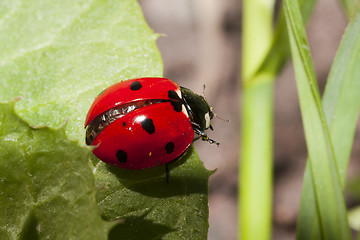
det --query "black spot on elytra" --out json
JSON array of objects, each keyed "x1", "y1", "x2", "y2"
[
  {"x1": 165, "y1": 142, "x2": 175, "y2": 154},
  {"x1": 122, "y1": 122, "x2": 126, "y2": 127},
  {"x1": 170, "y1": 101, "x2": 182, "y2": 112},
  {"x1": 130, "y1": 81, "x2": 142, "y2": 90},
  {"x1": 141, "y1": 118, "x2": 155, "y2": 134},
  {"x1": 116, "y1": 150, "x2": 127, "y2": 163},
  {"x1": 168, "y1": 90, "x2": 181, "y2": 100},
  {"x1": 168, "y1": 90, "x2": 182, "y2": 112}
]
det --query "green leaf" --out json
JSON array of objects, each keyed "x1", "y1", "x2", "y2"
[
  {"x1": 348, "y1": 206, "x2": 360, "y2": 231},
  {"x1": 258, "y1": 0, "x2": 317, "y2": 75},
  {"x1": 95, "y1": 145, "x2": 212, "y2": 240},
  {"x1": 283, "y1": 0, "x2": 352, "y2": 239},
  {"x1": 322, "y1": 9, "x2": 360, "y2": 189},
  {"x1": 347, "y1": 176, "x2": 360, "y2": 201},
  {"x1": 0, "y1": 101, "x2": 112, "y2": 239},
  {"x1": 0, "y1": 0, "x2": 212, "y2": 238},
  {"x1": 297, "y1": 7, "x2": 360, "y2": 239},
  {"x1": 0, "y1": 0, "x2": 162, "y2": 143},
  {"x1": 339, "y1": 0, "x2": 360, "y2": 19}
]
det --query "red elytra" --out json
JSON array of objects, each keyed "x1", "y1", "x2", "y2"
[
  {"x1": 84, "y1": 78, "x2": 182, "y2": 127},
  {"x1": 85, "y1": 78, "x2": 195, "y2": 169}
]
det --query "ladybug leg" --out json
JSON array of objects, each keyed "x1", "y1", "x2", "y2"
[
  {"x1": 165, "y1": 164, "x2": 170, "y2": 183},
  {"x1": 193, "y1": 126, "x2": 220, "y2": 146},
  {"x1": 164, "y1": 150, "x2": 188, "y2": 183},
  {"x1": 193, "y1": 136, "x2": 201, "y2": 142},
  {"x1": 202, "y1": 135, "x2": 220, "y2": 146}
]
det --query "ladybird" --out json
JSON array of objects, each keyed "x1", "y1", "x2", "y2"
[{"x1": 84, "y1": 77, "x2": 218, "y2": 171}]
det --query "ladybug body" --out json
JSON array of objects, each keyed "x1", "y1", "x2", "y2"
[{"x1": 85, "y1": 77, "x2": 217, "y2": 169}]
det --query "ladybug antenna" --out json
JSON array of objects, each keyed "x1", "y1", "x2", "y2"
[
  {"x1": 210, "y1": 107, "x2": 230, "y2": 123},
  {"x1": 203, "y1": 85, "x2": 229, "y2": 123},
  {"x1": 202, "y1": 84, "x2": 208, "y2": 101}
]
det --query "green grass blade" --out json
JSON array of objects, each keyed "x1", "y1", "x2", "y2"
[
  {"x1": 283, "y1": 0, "x2": 352, "y2": 239},
  {"x1": 339, "y1": 0, "x2": 360, "y2": 19},
  {"x1": 322, "y1": 10, "x2": 360, "y2": 187},
  {"x1": 297, "y1": 9, "x2": 360, "y2": 239},
  {"x1": 258, "y1": 0, "x2": 317, "y2": 74}
]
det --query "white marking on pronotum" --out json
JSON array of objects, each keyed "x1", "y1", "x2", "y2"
[
  {"x1": 182, "y1": 104, "x2": 189, "y2": 117},
  {"x1": 205, "y1": 112, "x2": 211, "y2": 129},
  {"x1": 176, "y1": 88, "x2": 182, "y2": 99}
]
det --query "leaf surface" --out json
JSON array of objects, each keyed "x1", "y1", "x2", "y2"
[
  {"x1": 0, "y1": 0, "x2": 212, "y2": 239},
  {"x1": 0, "y1": 0, "x2": 162, "y2": 143},
  {"x1": 0, "y1": 101, "x2": 111, "y2": 240},
  {"x1": 95, "y1": 146, "x2": 212, "y2": 240}
]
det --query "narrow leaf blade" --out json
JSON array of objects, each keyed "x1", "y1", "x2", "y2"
[
  {"x1": 297, "y1": 8, "x2": 360, "y2": 239},
  {"x1": 339, "y1": 0, "x2": 360, "y2": 19},
  {"x1": 258, "y1": 0, "x2": 317, "y2": 74},
  {"x1": 283, "y1": 0, "x2": 351, "y2": 239}
]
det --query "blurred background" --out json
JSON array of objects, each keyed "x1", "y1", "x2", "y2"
[{"x1": 138, "y1": 0, "x2": 359, "y2": 239}]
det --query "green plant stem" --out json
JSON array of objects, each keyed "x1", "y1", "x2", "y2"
[
  {"x1": 239, "y1": 1, "x2": 316, "y2": 239},
  {"x1": 239, "y1": 0, "x2": 275, "y2": 239},
  {"x1": 240, "y1": 76, "x2": 274, "y2": 240}
]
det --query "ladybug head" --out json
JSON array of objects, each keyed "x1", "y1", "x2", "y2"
[{"x1": 180, "y1": 87, "x2": 214, "y2": 131}]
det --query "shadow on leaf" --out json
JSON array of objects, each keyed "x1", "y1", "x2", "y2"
[
  {"x1": 104, "y1": 148, "x2": 208, "y2": 197},
  {"x1": 19, "y1": 213, "x2": 39, "y2": 240},
  {"x1": 108, "y1": 212, "x2": 174, "y2": 240},
  {"x1": 105, "y1": 149, "x2": 189, "y2": 181}
]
